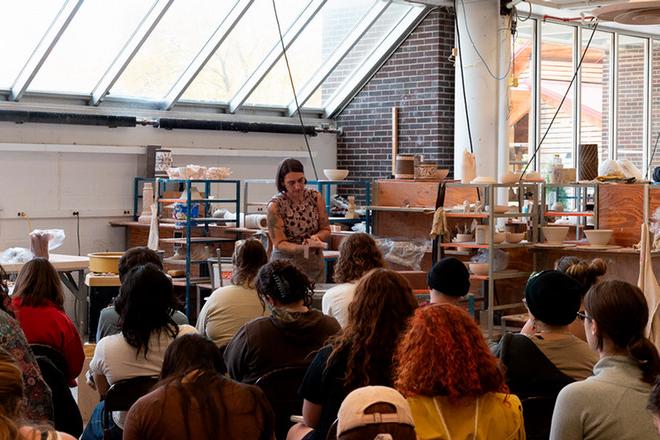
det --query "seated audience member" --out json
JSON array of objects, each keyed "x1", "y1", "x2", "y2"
[
  {"x1": 396, "y1": 304, "x2": 525, "y2": 440},
  {"x1": 322, "y1": 233, "x2": 385, "y2": 328},
  {"x1": 522, "y1": 257, "x2": 607, "y2": 341},
  {"x1": 197, "y1": 239, "x2": 269, "y2": 347},
  {"x1": 11, "y1": 258, "x2": 84, "y2": 387},
  {"x1": 123, "y1": 334, "x2": 274, "y2": 440},
  {"x1": 0, "y1": 265, "x2": 52, "y2": 423},
  {"x1": 96, "y1": 247, "x2": 188, "y2": 342},
  {"x1": 224, "y1": 260, "x2": 340, "y2": 384},
  {"x1": 289, "y1": 269, "x2": 417, "y2": 440},
  {"x1": 82, "y1": 263, "x2": 197, "y2": 440},
  {"x1": 427, "y1": 257, "x2": 471, "y2": 306},
  {"x1": 648, "y1": 377, "x2": 660, "y2": 434},
  {"x1": 550, "y1": 280, "x2": 660, "y2": 439},
  {"x1": 0, "y1": 347, "x2": 75, "y2": 440},
  {"x1": 498, "y1": 270, "x2": 597, "y2": 382},
  {"x1": 557, "y1": 256, "x2": 607, "y2": 341},
  {"x1": 336, "y1": 386, "x2": 416, "y2": 440}
]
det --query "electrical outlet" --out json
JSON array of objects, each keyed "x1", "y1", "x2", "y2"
[
  {"x1": 16, "y1": 211, "x2": 26, "y2": 217},
  {"x1": 72, "y1": 211, "x2": 80, "y2": 216}
]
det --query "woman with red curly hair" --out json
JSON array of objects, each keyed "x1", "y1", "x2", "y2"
[{"x1": 395, "y1": 304, "x2": 525, "y2": 439}]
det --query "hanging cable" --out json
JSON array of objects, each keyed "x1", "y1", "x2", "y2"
[
  {"x1": 458, "y1": 0, "x2": 513, "y2": 81},
  {"x1": 454, "y1": 0, "x2": 474, "y2": 155},
  {"x1": 271, "y1": 0, "x2": 318, "y2": 180},
  {"x1": 519, "y1": 19, "x2": 599, "y2": 180}
]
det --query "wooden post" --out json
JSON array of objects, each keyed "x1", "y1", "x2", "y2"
[{"x1": 391, "y1": 106, "x2": 399, "y2": 176}]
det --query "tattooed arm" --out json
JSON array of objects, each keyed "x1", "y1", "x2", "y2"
[
  {"x1": 267, "y1": 201, "x2": 303, "y2": 254},
  {"x1": 309, "y1": 191, "x2": 331, "y2": 243}
]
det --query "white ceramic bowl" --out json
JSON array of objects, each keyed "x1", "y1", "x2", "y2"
[
  {"x1": 492, "y1": 232, "x2": 506, "y2": 244},
  {"x1": 323, "y1": 169, "x2": 349, "y2": 180},
  {"x1": 542, "y1": 226, "x2": 569, "y2": 244},
  {"x1": 584, "y1": 229, "x2": 613, "y2": 246},
  {"x1": 505, "y1": 232, "x2": 526, "y2": 243},
  {"x1": 469, "y1": 263, "x2": 490, "y2": 276}
]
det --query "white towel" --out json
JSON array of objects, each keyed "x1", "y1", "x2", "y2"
[{"x1": 638, "y1": 223, "x2": 660, "y2": 349}]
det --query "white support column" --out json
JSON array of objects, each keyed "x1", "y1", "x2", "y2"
[{"x1": 454, "y1": 0, "x2": 510, "y2": 181}]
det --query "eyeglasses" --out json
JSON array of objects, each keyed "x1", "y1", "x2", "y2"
[{"x1": 576, "y1": 311, "x2": 591, "y2": 321}]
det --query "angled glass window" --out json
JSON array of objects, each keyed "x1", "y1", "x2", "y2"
[
  {"x1": 28, "y1": 0, "x2": 156, "y2": 94},
  {"x1": 0, "y1": 0, "x2": 66, "y2": 89},
  {"x1": 244, "y1": 0, "x2": 377, "y2": 107},
  {"x1": 109, "y1": 0, "x2": 238, "y2": 101},
  {"x1": 181, "y1": 0, "x2": 304, "y2": 103},
  {"x1": 539, "y1": 22, "x2": 575, "y2": 178},
  {"x1": 316, "y1": 2, "x2": 413, "y2": 109}
]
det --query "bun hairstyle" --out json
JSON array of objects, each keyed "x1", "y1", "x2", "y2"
[
  {"x1": 255, "y1": 260, "x2": 314, "y2": 306},
  {"x1": 585, "y1": 280, "x2": 660, "y2": 384},
  {"x1": 556, "y1": 256, "x2": 607, "y2": 293}
]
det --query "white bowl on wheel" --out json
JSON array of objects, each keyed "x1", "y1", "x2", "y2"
[
  {"x1": 542, "y1": 226, "x2": 569, "y2": 244},
  {"x1": 584, "y1": 229, "x2": 613, "y2": 246},
  {"x1": 323, "y1": 169, "x2": 349, "y2": 181}
]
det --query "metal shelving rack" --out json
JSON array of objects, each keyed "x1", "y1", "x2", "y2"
[
  {"x1": 134, "y1": 177, "x2": 241, "y2": 318},
  {"x1": 540, "y1": 183, "x2": 599, "y2": 240},
  {"x1": 440, "y1": 182, "x2": 540, "y2": 340},
  {"x1": 242, "y1": 179, "x2": 372, "y2": 232}
]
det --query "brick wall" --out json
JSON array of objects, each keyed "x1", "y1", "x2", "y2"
[
  {"x1": 616, "y1": 40, "x2": 645, "y2": 170},
  {"x1": 334, "y1": 7, "x2": 455, "y2": 200}
]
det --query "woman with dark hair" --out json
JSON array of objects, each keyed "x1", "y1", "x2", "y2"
[
  {"x1": 395, "y1": 304, "x2": 525, "y2": 439},
  {"x1": 267, "y1": 158, "x2": 331, "y2": 282},
  {"x1": 83, "y1": 263, "x2": 197, "y2": 440},
  {"x1": 123, "y1": 334, "x2": 275, "y2": 440},
  {"x1": 550, "y1": 280, "x2": 660, "y2": 439},
  {"x1": 322, "y1": 233, "x2": 384, "y2": 327},
  {"x1": 289, "y1": 268, "x2": 417, "y2": 440},
  {"x1": 0, "y1": 264, "x2": 52, "y2": 423},
  {"x1": 11, "y1": 258, "x2": 84, "y2": 386},
  {"x1": 522, "y1": 257, "x2": 608, "y2": 341},
  {"x1": 0, "y1": 347, "x2": 74, "y2": 440},
  {"x1": 197, "y1": 239, "x2": 270, "y2": 347},
  {"x1": 223, "y1": 260, "x2": 340, "y2": 384}
]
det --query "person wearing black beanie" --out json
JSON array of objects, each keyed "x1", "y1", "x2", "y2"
[{"x1": 427, "y1": 257, "x2": 470, "y2": 306}]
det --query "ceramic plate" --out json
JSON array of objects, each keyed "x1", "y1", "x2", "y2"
[
  {"x1": 534, "y1": 243, "x2": 577, "y2": 248},
  {"x1": 576, "y1": 244, "x2": 621, "y2": 250}
]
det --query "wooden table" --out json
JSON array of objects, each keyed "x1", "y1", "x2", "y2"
[{"x1": 4, "y1": 254, "x2": 89, "y2": 335}]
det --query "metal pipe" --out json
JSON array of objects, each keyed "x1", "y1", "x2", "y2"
[
  {"x1": 0, "y1": 109, "x2": 136, "y2": 127},
  {"x1": 157, "y1": 118, "x2": 318, "y2": 136}
]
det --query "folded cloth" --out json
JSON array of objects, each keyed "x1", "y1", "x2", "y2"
[{"x1": 429, "y1": 207, "x2": 448, "y2": 240}]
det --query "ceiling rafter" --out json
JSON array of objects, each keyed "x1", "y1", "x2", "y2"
[
  {"x1": 227, "y1": 0, "x2": 327, "y2": 114},
  {"x1": 90, "y1": 0, "x2": 174, "y2": 106},
  {"x1": 286, "y1": 0, "x2": 392, "y2": 116},
  {"x1": 161, "y1": 0, "x2": 254, "y2": 111},
  {"x1": 10, "y1": 0, "x2": 83, "y2": 101}
]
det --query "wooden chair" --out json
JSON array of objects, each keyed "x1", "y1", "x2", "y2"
[
  {"x1": 102, "y1": 376, "x2": 158, "y2": 440},
  {"x1": 255, "y1": 366, "x2": 309, "y2": 440}
]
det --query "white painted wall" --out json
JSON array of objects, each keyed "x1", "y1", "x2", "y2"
[{"x1": 0, "y1": 120, "x2": 336, "y2": 255}]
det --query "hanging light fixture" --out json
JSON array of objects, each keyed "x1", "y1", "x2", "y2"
[{"x1": 593, "y1": 0, "x2": 660, "y2": 25}]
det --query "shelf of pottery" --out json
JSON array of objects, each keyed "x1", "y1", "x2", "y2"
[
  {"x1": 539, "y1": 183, "x2": 603, "y2": 248},
  {"x1": 134, "y1": 177, "x2": 241, "y2": 317},
  {"x1": 438, "y1": 182, "x2": 540, "y2": 339}
]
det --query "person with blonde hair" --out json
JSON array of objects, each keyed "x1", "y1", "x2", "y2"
[
  {"x1": 322, "y1": 233, "x2": 385, "y2": 327},
  {"x1": 395, "y1": 304, "x2": 525, "y2": 439},
  {"x1": 0, "y1": 347, "x2": 75, "y2": 440},
  {"x1": 197, "y1": 239, "x2": 270, "y2": 347}
]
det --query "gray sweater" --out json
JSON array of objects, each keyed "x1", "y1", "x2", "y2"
[{"x1": 550, "y1": 355, "x2": 656, "y2": 440}]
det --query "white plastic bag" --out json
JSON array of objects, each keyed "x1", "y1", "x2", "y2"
[
  {"x1": 30, "y1": 229, "x2": 65, "y2": 251},
  {"x1": 0, "y1": 247, "x2": 34, "y2": 264}
]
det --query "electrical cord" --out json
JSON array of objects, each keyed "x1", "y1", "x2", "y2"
[
  {"x1": 519, "y1": 19, "x2": 599, "y2": 180},
  {"x1": 515, "y1": 1, "x2": 532, "y2": 22},
  {"x1": 271, "y1": 0, "x2": 319, "y2": 180},
  {"x1": 75, "y1": 212, "x2": 81, "y2": 256},
  {"x1": 458, "y1": 0, "x2": 513, "y2": 81}
]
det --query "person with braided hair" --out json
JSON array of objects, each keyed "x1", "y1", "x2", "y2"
[
  {"x1": 550, "y1": 280, "x2": 660, "y2": 439},
  {"x1": 223, "y1": 260, "x2": 340, "y2": 384}
]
